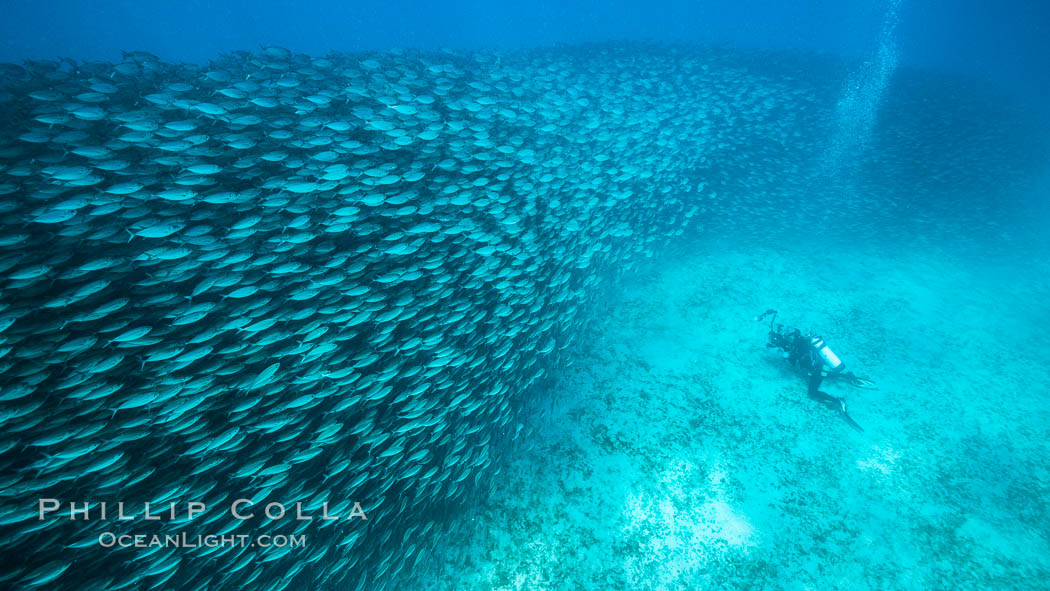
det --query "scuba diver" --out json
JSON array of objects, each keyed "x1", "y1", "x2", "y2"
[{"x1": 756, "y1": 309, "x2": 875, "y2": 431}]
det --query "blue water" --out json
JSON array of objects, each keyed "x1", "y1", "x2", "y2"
[
  {"x1": 2, "y1": 0, "x2": 1049, "y2": 101},
  {"x1": 1, "y1": 2, "x2": 1049, "y2": 590}
]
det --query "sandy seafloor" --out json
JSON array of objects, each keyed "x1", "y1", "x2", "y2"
[{"x1": 428, "y1": 233, "x2": 1050, "y2": 591}]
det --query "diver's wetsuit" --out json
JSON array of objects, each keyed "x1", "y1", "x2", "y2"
[
  {"x1": 760, "y1": 310, "x2": 869, "y2": 431},
  {"x1": 778, "y1": 328, "x2": 865, "y2": 412}
]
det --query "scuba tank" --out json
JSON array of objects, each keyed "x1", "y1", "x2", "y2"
[{"x1": 809, "y1": 335, "x2": 844, "y2": 372}]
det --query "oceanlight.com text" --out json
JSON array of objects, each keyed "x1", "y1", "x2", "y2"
[{"x1": 97, "y1": 532, "x2": 307, "y2": 549}]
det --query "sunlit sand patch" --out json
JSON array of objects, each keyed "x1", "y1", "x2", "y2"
[
  {"x1": 621, "y1": 459, "x2": 757, "y2": 589},
  {"x1": 856, "y1": 445, "x2": 900, "y2": 476}
]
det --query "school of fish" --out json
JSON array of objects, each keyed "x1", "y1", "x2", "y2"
[{"x1": 0, "y1": 43, "x2": 1034, "y2": 590}]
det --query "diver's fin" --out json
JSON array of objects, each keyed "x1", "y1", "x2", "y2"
[
  {"x1": 837, "y1": 399, "x2": 864, "y2": 431},
  {"x1": 849, "y1": 376, "x2": 877, "y2": 390},
  {"x1": 840, "y1": 408, "x2": 864, "y2": 432}
]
